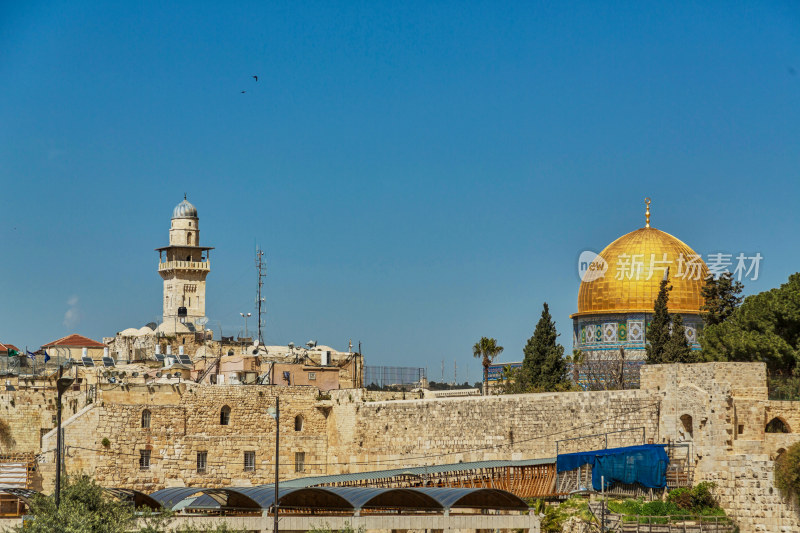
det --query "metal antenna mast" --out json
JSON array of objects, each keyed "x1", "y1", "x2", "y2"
[{"x1": 255, "y1": 247, "x2": 266, "y2": 344}]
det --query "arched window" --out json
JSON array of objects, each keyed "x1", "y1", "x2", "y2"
[
  {"x1": 766, "y1": 417, "x2": 790, "y2": 434},
  {"x1": 187, "y1": 232, "x2": 193, "y2": 245},
  {"x1": 220, "y1": 405, "x2": 231, "y2": 426},
  {"x1": 295, "y1": 415, "x2": 304, "y2": 432},
  {"x1": 141, "y1": 409, "x2": 151, "y2": 429},
  {"x1": 680, "y1": 414, "x2": 693, "y2": 439}
]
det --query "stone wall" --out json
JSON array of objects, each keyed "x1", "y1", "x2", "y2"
[
  {"x1": 700, "y1": 454, "x2": 800, "y2": 533},
  {"x1": 326, "y1": 388, "x2": 660, "y2": 471},
  {"x1": 42, "y1": 384, "x2": 330, "y2": 493}
]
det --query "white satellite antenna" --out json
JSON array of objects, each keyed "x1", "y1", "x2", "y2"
[{"x1": 196, "y1": 317, "x2": 209, "y2": 330}]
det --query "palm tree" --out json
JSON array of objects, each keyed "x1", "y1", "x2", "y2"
[{"x1": 473, "y1": 337, "x2": 504, "y2": 395}]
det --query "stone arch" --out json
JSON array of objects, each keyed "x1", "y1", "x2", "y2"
[
  {"x1": 679, "y1": 414, "x2": 694, "y2": 440},
  {"x1": 766, "y1": 417, "x2": 790, "y2": 434},
  {"x1": 220, "y1": 405, "x2": 231, "y2": 426},
  {"x1": 294, "y1": 415, "x2": 304, "y2": 432}
]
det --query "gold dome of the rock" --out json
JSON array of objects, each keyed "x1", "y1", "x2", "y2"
[{"x1": 573, "y1": 226, "x2": 707, "y2": 317}]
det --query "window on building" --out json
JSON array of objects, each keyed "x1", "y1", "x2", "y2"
[
  {"x1": 679, "y1": 414, "x2": 693, "y2": 439},
  {"x1": 139, "y1": 449, "x2": 151, "y2": 470},
  {"x1": 197, "y1": 451, "x2": 207, "y2": 473},
  {"x1": 295, "y1": 452, "x2": 305, "y2": 473},
  {"x1": 220, "y1": 406, "x2": 231, "y2": 425},
  {"x1": 141, "y1": 409, "x2": 151, "y2": 429},
  {"x1": 187, "y1": 232, "x2": 193, "y2": 245},
  {"x1": 308, "y1": 372, "x2": 316, "y2": 381},
  {"x1": 295, "y1": 415, "x2": 304, "y2": 432},
  {"x1": 244, "y1": 451, "x2": 255, "y2": 472}
]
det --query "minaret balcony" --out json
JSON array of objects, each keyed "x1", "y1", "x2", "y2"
[{"x1": 158, "y1": 260, "x2": 210, "y2": 272}]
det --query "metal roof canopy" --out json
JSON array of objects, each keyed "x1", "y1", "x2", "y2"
[
  {"x1": 175, "y1": 486, "x2": 528, "y2": 513},
  {"x1": 105, "y1": 488, "x2": 162, "y2": 510},
  {"x1": 0, "y1": 488, "x2": 40, "y2": 507},
  {"x1": 279, "y1": 457, "x2": 555, "y2": 488}
]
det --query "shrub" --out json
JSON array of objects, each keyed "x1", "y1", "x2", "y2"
[
  {"x1": 101, "y1": 437, "x2": 110, "y2": 448},
  {"x1": 775, "y1": 442, "x2": 800, "y2": 503}
]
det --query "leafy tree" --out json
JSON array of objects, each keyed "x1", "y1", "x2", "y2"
[
  {"x1": 473, "y1": 337, "x2": 503, "y2": 395},
  {"x1": 517, "y1": 303, "x2": 568, "y2": 391},
  {"x1": 17, "y1": 474, "x2": 132, "y2": 533},
  {"x1": 16, "y1": 475, "x2": 244, "y2": 533},
  {"x1": 775, "y1": 442, "x2": 800, "y2": 504},
  {"x1": 700, "y1": 272, "x2": 744, "y2": 327},
  {"x1": 663, "y1": 314, "x2": 697, "y2": 363},
  {"x1": 646, "y1": 278, "x2": 672, "y2": 364},
  {"x1": 701, "y1": 272, "x2": 800, "y2": 373}
]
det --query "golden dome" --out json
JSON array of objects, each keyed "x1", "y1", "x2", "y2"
[{"x1": 573, "y1": 226, "x2": 707, "y2": 317}]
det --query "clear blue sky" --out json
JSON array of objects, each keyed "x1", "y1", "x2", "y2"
[{"x1": 2, "y1": 1, "x2": 799, "y2": 381}]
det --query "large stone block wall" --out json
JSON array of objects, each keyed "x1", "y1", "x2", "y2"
[
  {"x1": 0, "y1": 388, "x2": 86, "y2": 455},
  {"x1": 42, "y1": 384, "x2": 330, "y2": 492},
  {"x1": 699, "y1": 454, "x2": 800, "y2": 533},
  {"x1": 326, "y1": 388, "x2": 660, "y2": 472}
]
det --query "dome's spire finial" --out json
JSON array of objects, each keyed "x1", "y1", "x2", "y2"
[
  {"x1": 645, "y1": 197, "x2": 651, "y2": 228},
  {"x1": 184, "y1": 193, "x2": 187, "y2": 200}
]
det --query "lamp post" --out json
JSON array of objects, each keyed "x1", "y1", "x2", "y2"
[
  {"x1": 267, "y1": 398, "x2": 280, "y2": 533},
  {"x1": 54, "y1": 365, "x2": 75, "y2": 509},
  {"x1": 240, "y1": 312, "x2": 251, "y2": 339}
]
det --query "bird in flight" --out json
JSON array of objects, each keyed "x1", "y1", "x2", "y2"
[
  {"x1": 253, "y1": 75, "x2": 258, "y2": 82},
  {"x1": 241, "y1": 90, "x2": 246, "y2": 94}
]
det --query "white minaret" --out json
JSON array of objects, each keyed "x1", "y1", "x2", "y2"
[{"x1": 156, "y1": 196, "x2": 213, "y2": 330}]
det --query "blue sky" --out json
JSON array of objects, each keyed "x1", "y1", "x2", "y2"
[{"x1": 2, "y1": 1, "x2": 799, "y2": 381}]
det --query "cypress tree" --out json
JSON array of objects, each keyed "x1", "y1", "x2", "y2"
[
  {"x1": 521, "y1": 303, "x2": 567, "y2": 390},
  {"x1": 646, "y1": 277, "x2": 672, "y2": 364},
  {"x1": 663, "y1": 314, "x2": 697, "y2": 363}
]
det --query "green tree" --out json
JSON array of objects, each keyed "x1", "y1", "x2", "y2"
[
  {"x1": 775, "y1": 442, "x2": 800, "y2": 504},
  {"x1": 473, "y1": 337, "x2": 504, "y2": 395},
  {"x1": 16, "y1": 475, "x2": 244, "y2": 533},
  {"x1": 518, "y1": 303, "x2": 568, "y2": 391},
  {"x1": 700, "y1": 272, "x2": 744, "y2": 327},
  {"x1": 646, "y1": 278, "x2": 672, "y2": 364},
  {"x1": 701, "y1": 272, "x2": 800, "y2": 373},
  {"x1": 662, "y1": 314, "x2": 697, "y2": 363}
]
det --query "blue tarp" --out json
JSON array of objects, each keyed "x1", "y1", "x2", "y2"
[{"x1": 557, "y1": 444, "x2": 669, "y2": 490}]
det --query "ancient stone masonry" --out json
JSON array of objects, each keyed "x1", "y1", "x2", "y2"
[
  {"x1": 42, "y1": 385, "x2": 329, "y2": 493},
  {"x1": 10, "y1": 362, "x2": 800, "y2": 532},
  {"x1": 326, "y1": 388, "x2": 660, "y2": 471}
]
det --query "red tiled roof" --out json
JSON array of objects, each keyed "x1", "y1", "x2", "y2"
[
  {"x1": 3, "y1": 344, "x2": 20, "y2": 353},
  {"x1": 0, "y1": 342, "x2": 6, "y2": 353},
  {"x1": 42, "y1": 334, "x2": 107, "y2": 348}
]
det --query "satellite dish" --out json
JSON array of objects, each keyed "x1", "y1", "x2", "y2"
[
  {"x1": 288, "y1": 342, "x2": 295, "y2": 349},
  {"x1": 145, "y1": 322, "x2": 158, "y2": 330},
  {"x1": 156, "y1": 371, "x2": 162, "y2": 378},
  {"x1": 306, "y1": 340, "x2": 315, "y2": 348},
  {"x1": 132, "y1": 372, "x2": 139, "y2": 378},
  {"x1": 253, "y1": 339, "x2": 259, "y2": 347},
  {"x1": 227, "y1": 349, "x2": 234, "y2": 356},
  {"x1": 252, "y1": 348, "x2": 259, "y2": 355},
  {"x1": 196, "y1": 317, "x2": 209, "y2": 326}
]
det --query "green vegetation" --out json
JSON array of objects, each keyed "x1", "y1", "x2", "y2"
[
  {"x1": 15, "y1": 475, "x2": 244, "y2": 533},
  {"x1": 473, "y1": 336, "x2": 504, "y2": 395},
  {"x1": 608, "y1": 483, "x2": 725, "y2": 523},
  {"x1": 701, "y1": 272, "x2": 744, "y2": 327},
  {"x1": 525, "y1": 497, "x2": 591, "y2": 533},
  {"x1": 701, "y1": 272, "x2": 800, "y2": 374},
  {"x1": 663, "y1": 314, "x2": 698, "y2": 363},
  {"x1": 646, "y1": 277, "x2": 672, "y2": 364},
  {"x1": 501, "y1": 303, "x2": 569, "y2": 394},
  {"x1": 775, "y1": 442, "x2": 800, "y2": 504}
]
